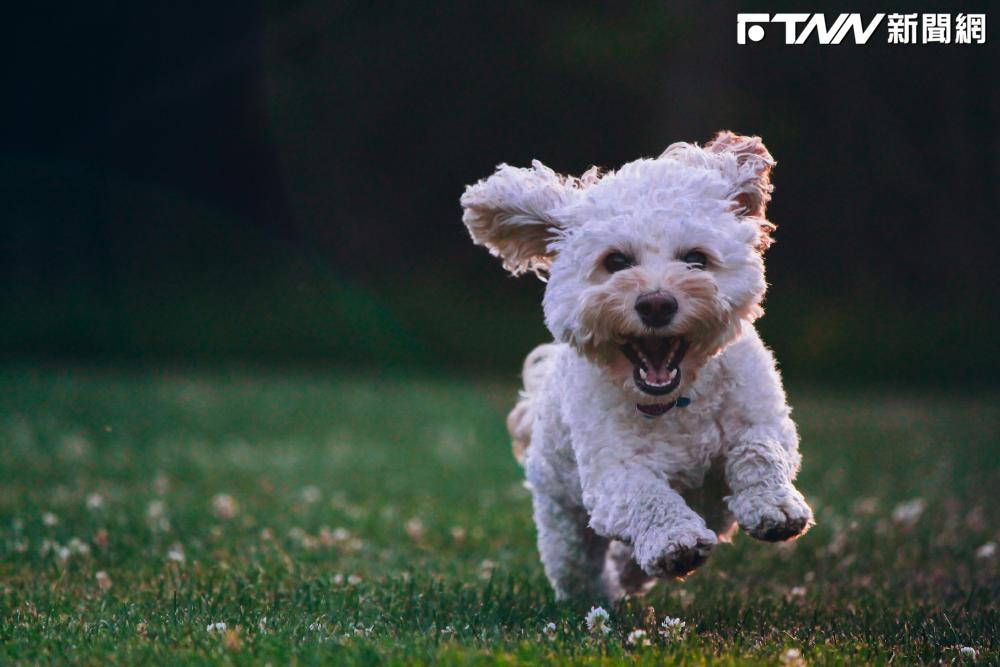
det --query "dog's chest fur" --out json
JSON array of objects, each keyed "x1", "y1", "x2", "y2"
[{"x1": 537, "y1": 339, "x2": 743, "y2": 502}]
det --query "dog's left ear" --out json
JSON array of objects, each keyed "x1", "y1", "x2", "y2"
[
  {"x1": 461, "y1": 160, "x2": 576, "y2": 277},
  {"x1": 704, "y1": 131, "x2": 776, "y2": 250}
]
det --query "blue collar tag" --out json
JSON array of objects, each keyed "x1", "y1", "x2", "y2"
[{"x1": 675, "y1": 396, "x2": 691, "y2": 408}]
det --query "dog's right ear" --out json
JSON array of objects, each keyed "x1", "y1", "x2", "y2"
[
  {"x1": 703, "y1": 131, "x2": 775, "y2": 220},
  {"x1": 461, "y1": 160, "x2": 575, "y2": 277}
]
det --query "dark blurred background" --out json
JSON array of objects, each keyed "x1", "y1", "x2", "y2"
[{"x1": 2, "y1": 2, "x2": 996, "y2": 384}]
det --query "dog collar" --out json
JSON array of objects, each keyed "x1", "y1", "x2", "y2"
[{"x1": 636, "y1": 396, "x2": 691, "y2": 418}]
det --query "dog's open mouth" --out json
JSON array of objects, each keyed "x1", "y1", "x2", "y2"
[{"x1": 620, "y1": 336, "x2": 689, "y2": 398}]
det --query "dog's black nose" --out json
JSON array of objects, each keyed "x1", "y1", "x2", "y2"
[{"x1": 635, "y1": 292, "x2": 677, "y2": 327}]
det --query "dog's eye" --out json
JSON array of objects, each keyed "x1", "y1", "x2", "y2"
[
  {"x1": 681, "y1": 250, "x2": 708, "y2": 269},
  {"x1": 602, "y1": 252, "x2": 633, "y2": 273}
]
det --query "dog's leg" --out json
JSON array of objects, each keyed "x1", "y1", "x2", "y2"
[
  {"x1": 578, "y1": 459, "x2": 718, "y2": 580},
  {"x1": 532, "y1": 493, "x2": 609, "y2": 601},
  {"x1": 714, "y1": 331, "x2": 813, "y2": 541},
  {"x1": 724, "y1": 438, "x2": 814, "y2": 541},
  {"x1": 602, "y1": 541, "x2": 655, "y2": 600}
]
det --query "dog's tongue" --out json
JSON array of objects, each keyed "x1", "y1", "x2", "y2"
[{"x1": 639, "y1": 336, "x2": 675, "y2": 384}]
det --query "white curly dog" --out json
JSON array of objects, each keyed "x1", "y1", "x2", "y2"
[{"x1": 461, "y1": 131, "x2": 814, "y2": 601}]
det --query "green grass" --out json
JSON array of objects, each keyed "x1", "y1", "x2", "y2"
[{"x1": 0, "y1": 368, "x2": 997, "y2": 665}]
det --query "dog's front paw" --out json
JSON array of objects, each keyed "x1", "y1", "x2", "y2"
[
  {"x1": 730, "y1": 484, "x2": 814, "y2": 542},
  {"x1": 636, "y1": 524, "x2": 718, "y2": 578}
]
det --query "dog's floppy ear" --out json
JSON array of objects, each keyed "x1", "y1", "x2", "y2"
[
  {"x1": 704, "y1": 131, "x2": 775, "y2": 218},
  {"x1": 461, "y1": 160, "x2": 575, "y2": 277},
  {"x1": 704, "y1": 131, "x2": 776, "y2": 249}
]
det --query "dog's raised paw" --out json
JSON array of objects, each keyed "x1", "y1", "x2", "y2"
[
  {"x1": 731, "y1": 484, "x2": 814, "y2": 542},
  {"x1": 751, "y1": 514, "x2": 811, "y2": 542},
  {"x1": 639, "y1": 527, "x2": 717, "y2": 578},
  {"x1": 657, "y1": 543, "x2": 711, "y2": 577}
]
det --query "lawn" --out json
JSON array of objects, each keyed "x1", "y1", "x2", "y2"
[{"x1": 0, "y1": 367, "x2": 996, "y2": 664}]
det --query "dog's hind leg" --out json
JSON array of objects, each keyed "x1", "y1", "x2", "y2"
[
  {"x1": 602, "y1": 541, "x2": 656, "y2": 600},
  {"x1": 532, "y1": 493, "x2": 609, "y2": 601},
  {"x1": 507, "y1": 343, "x2": 560, "y2": 464}
]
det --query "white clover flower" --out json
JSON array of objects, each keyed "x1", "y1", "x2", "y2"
[
  {"x1": 891, "y1": 498, "x2": 926, "y2": 526},
  {"x1": 542, "y1": 622, "x2": 557, "y2": 639},
  {"x1": 405, "y1": 518, "x2": 425, "y2": 541},
  {"x1": 42, "y1": 512, "x2": 59, "y2": 527},
  {"x1": 975, "y1": 542, "x2": 996, "y2": 560},
  {"x1": 207, "y1": 622, "x2": 227, "y2": 633},
  {"x1": 167, "y1": 543, "x2": 186, "y2": 564},
  {"x1": 479, "y1": 559, "x2": 497, "y2": 580},
  {"x1": 67, "y1": 537, "x2": 91, "y2": 556},
  {"x1": 299, "y1": 533, "x2": 320, "y2": 551},
  {"x1": 146, "y1": 500, "x2": 165, "y2": 519},
  {"x1": 146, "y1": 501, "x2": 171, "y2": 532},
  {"x1": 95, "y1": 570, "x2": 112, "y2": 591},
  {"x1": 347, "y1": 574, "x2": 362, "y2": 586},
  {"x1": 627, "y1": 629, "x2": 650, "y2": 646},
  {"x1": 301, "y1": 486, "x2": 321, "y2": 504},
  {"x1": 86, "y1": 493, "x2": 105, "y2": 511},
  {"x1": 658, "y1": 616, "x2": 686, "y2": 641},
  {"x1": 789, "y1": 585, "x2": 807, "y2": 598},
  {"x1": 585, "y1": 606, "x2": 611, "y2": 635},
  {"x1": 780, "y1": 647, "x2": 805, "y2": 665},
  {"x1": 959, "y1": 646, "x2": 977, "y2": 659},
  {"x1": 211, "y1": 494, "x2": 238, "y2": 520}
]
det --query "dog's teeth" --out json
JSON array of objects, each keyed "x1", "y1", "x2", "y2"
[{"x1": 638, "y1": 368, "x2": 647, "y2": 380}]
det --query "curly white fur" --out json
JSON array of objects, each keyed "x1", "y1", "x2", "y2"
[{"x1": 461, "y1": 131, "x2": 813, "y2": 601}]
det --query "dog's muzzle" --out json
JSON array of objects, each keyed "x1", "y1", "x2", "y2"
[{"x1": 621, "y1": 336, "x2": 689, "y2": 415}]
